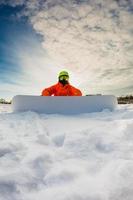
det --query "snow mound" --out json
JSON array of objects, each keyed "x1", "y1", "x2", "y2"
[{"x1": 0, "y1": 104, "x2": 133, "y2": 200}]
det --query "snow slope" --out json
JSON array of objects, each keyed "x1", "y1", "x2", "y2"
[{"x1": 0, "y1": 104, "x2": 133, "y2": 200}]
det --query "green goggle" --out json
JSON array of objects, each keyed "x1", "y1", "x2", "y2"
[{"x1": 59, "y1": 75, "x2": 69, "y2": 81}]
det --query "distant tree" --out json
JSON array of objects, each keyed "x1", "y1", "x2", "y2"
[
  {"x1": 0, "y1": 98, "x2": 6, "y2": 104},
  {"x1": 0, "y1": 98, "x2": 11, "y2": 104},
  {"x1": 117, "y1": 95, "x2": 133, "y2": 104}
]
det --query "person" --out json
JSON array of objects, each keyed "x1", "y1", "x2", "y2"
[{"x1": 41, "y1": 71, "x2": 82, "y2": 96}]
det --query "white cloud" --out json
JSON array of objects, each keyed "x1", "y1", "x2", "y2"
[
  {"x1": 24, "y1": 0, "x2": 133, "y2": 94},
  {"x1": 1, "y1": 0, "x2": 133, "y2": 96}
]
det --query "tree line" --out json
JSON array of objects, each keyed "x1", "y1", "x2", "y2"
[
  {"x1": 117, "y1": 95, "x2": 133, "y2": 104},
  {"x1": 0, "y1": 98, "x2": 11, "y2": 104}
]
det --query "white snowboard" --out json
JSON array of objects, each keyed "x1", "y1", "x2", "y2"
[{"x1": 12, "y1": 95, "x2": 117, "y2": 114}]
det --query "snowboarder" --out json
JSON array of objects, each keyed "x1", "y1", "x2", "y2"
[{"x1": 41, "y1": 71, "x2": 82, "y2": 96}]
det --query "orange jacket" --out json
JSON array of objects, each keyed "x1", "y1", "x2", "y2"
[{"x1": 42, "y1": 82, "x2": 82, "y2": 96}]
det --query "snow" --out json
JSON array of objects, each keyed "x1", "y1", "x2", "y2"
[{"x1": 0, "y1": 104, "x2": 133, "y2": 200}]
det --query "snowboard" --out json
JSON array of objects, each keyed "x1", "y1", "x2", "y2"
[{"x1": 12, "y1": 95, "x2": 117, "y2": 114}]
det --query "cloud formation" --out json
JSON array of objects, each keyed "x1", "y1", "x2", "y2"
[
  {"x1": 0, "y1": 0, "x2": 25, "y2": 7},
  {"x1": 1, "y1": 0, "x2": 133, "y2": 95}
]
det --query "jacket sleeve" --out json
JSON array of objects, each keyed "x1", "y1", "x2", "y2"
[
  {"x1": 71, "y1": 86, "x2": 82, "y2": 96},
  {"x1": 41, "y1": 85, "x2": 56, "y2": 96}
]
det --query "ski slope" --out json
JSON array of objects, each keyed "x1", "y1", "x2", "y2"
[{"x1": 0, "y1": 104, "x2": 133, "y2": 200}]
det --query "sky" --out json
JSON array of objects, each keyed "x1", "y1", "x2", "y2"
[{"x1": 0, "y1": 0, "x2": 133, "y2": 99}]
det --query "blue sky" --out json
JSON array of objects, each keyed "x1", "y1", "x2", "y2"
[
  {"x1": 0, "y1": 0, "x2": 133, "y2": 99},
  {"x1": 0, "y1": 4, "x2": 47, "y2": 99}
]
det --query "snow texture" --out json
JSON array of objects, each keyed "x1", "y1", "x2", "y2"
[{"x1": 0, "y1": 104, "x2": 133, "y2": 200}]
